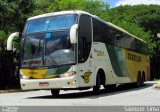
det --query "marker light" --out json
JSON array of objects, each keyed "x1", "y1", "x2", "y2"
[
  {"x1": 60, "y1": 71, "x2": 76, "y2": 78},
  {"x1": 21, "y1": 75, "x2": 30, "y2": 79}
]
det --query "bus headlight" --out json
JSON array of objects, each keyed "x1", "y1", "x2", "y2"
[
  {"x1": 20, "y1": 70, "x2": 30, "y2": 79},
  {"x1": 21, "y1": 75, "x2": 30, "y2": 79},
  {"x1": 60, "y1": 71, "x2": 76, "y2": 78}
]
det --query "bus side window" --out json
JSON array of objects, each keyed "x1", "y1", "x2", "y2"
[
  {"x1": 93, "y1": 18, "x2": 103, "y2": 42},
  {"x1": 93, "y1": 18, "x2": 99, "y2": 42},
  {"x1": 104, "y1": 26, "x2": 114, "y2": 45},
  {"x1": 135, "y1": 40, "x2": 148, "y2": 55},
  {"x1": 78, "y1": 15, "x2": 92, "y2": 63},
  {"x1": 124, "y1": 33, "x2": 135, "y2": 51},
  {"x1": 114, "y1": 30, "x2": 124, "y2": 47}
]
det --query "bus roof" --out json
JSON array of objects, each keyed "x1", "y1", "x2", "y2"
[
  {"x1": 27, "y1": 10, "x2": 92, "y2": 21},
  {"x1": 27, "y1": 10, "x2": 145, "y2": 43}
]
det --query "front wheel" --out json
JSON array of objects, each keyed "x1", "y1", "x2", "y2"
[
  {"x1": 93, "y1": 73, "x2": 101, "y2": 95},
  {"x1": 51, "y1": 89, "x2": 60, "y2": 97}
]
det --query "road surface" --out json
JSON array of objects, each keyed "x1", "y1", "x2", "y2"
[{"x1": 0, "y1": 81, "x2": 159, "y2": 106}]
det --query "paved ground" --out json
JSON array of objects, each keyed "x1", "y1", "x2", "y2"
[{"x1": 0, "y1": 81, "x2": 159, "y2": 106}]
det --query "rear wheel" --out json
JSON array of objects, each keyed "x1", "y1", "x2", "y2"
[
  {"x1": 93, "y1": 73, "x2": 101, "y2": 95},
  {"x1": 141, "y1": 73, "x2": 145, "y2": 86},
  {"x1": 51, "y1": 89, "x2": 60, "y2": 97},
  {"x1": 136, "y1": 73, "x2": 141, "y2": 88}
]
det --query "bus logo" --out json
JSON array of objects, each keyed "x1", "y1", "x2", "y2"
[
  {"x1": 81, "y1": 72, "x2": 92, "y2": 83},
  {"x1": 128, "y1": 54, "x2": 142, "y2": 62}
]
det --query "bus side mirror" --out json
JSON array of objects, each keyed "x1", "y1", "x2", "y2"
[
  {"x1": 70, "y1": 24, "x2": 78, "y2": 44},
  {"x1": 7, "y1": 32, "x2": 19, "y2": 51}
]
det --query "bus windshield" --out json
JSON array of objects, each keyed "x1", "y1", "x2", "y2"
[
  {"x1": 21, "y1": 14, "x2": 77, "y2": 68},
  {"x1": 24, "y1": 14, "x2": 77, "y2": 34},
  {"x1": 22, "y1": 31, "x2": 76, "y2": 68}
]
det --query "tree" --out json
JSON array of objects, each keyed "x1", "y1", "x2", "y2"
[
  {"x1": 33, "y1": 0, "x2": 109, "y2": 18},
  {"x1": 0, "y1": 0, "x2": 36, "y2": 51},
  {"x1": 105, "y1": 5, "x2": 160, "y2": 79},
  {"x1": 1, "y1": 0, "x2": 160, "y2": 79}
]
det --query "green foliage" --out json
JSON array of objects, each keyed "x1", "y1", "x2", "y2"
[
  {"x1": 0, "y1": 31, "x2": 7, "y2": 41},
  {"x1": 0, "y1": 0, "x2": 35, "y2": 52},
  {"x1": 0, "y1": 0, "x2": 109, "y2": 53},
  {"x1": 33, "y1": 0, "x2": 109, "y2": 18},
  {"x1": 0, "y1": 1, "x2": 160, "y2": 58},
  {"x1": 105, "y1": 5, "x2": 160, "y2": 78},
  {"x1": 0, "y1": 31, "x2": 7, "y2": 54},
  {"x1": 105, "y1": 5, "x2": 160, "y2": 56}
]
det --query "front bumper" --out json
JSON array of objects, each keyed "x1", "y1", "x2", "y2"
[{"x1": 21, "y1": 76, "x2": 78, "y2": 90}]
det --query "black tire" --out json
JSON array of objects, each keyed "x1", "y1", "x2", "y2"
[
  {"x1": 93, "y1": 73, "x2": 101, "y2": 95},
  {"x1": 51, "y1": 89, "x2": 60, "y2": 97},
  {"x1": 136, "y1": 73, "x2": 141, "y2": 88},
  {"x1": 141, "y1": 73, "x2": 145, "y2": 86}
]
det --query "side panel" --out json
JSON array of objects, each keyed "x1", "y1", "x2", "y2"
[
  {"x1": 106, "y1": 45, "x2": 129, "y2": 77},
  {"x1": 91, "y1": 42, "x2": 150, "y2": 85},
  {"x1": 76, "y1": 59, "x2": 94, "y2": 87},
  {"x1": 123, "y1": 50, "x2": 150, "y2": 82},
  {"x1": 92, "y1": 42, "x2": 131, "y2": 85}
]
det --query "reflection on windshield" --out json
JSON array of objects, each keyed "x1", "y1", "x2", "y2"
[
  {"x1": 23, "y1": 37, "x2": 43, "y2": 59},
  {"x1": 45, "y1": 32, "x2": 69, "y2": 54},
  {"x1": 45, "y1": 49, "x2": 75, "y2": 66},
  {"x1": 22, "y1": 36, "x2": 44, "y2": 67},
  {"x1": 31, "y1": 38, "x2": 43, "y2": 57},
  {"x1": 44, "y1": 31, "x2": 75, "y2": 66},
  {"x1": 21, "y1": 31, "x2": 76, "y2": 68},
  {"x1": 24, "y1": 15, "x2": 77, "y2": 34}
]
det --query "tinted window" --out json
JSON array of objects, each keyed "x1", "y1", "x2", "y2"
[
  {"x1": 92, "y1": 18, "x2": 147, "y2": 55},
  {"x1": 135, "y1": 39, "x2": 148, "y2": 55},
  {"x1": 78, "y1": 15, "x2": 92, "y2": 62},
  {"x1": 123, "y1": 33, "x2": 135, "y2": 51},
  {"x1": 113, "y1": 30, "x2": 124, "y2": 48},
  {"x1": 93, "y1": 19, "x2": 104, "y2": 42}
]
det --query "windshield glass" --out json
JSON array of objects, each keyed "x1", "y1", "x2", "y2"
[
  {"x1": 21, "y1": 31, "x2": 76, "y2": 68},
  {"x1": 24, "y1": 14, "x2": 77, "y2": 34},
  {"x1": 22, "y1": 34, "x2": 44, "y2": 68},
  {"x1": 44, "y1": 31, "x2": 75, "y2": 66}
]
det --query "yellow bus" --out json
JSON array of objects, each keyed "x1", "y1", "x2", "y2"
[{"x1": 7, "y1": 10, "x2": 150, "y2": 96}]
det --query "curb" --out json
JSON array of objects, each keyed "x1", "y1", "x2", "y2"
[
  {"x1": 0, "y1": 89, "x2": 38, "y2": 94},
  {"x1": 0, "y1": 89, "x2": 22, "y2": 94}
]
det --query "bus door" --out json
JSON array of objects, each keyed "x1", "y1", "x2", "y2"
[{"x1": 77, "y1": 14, "x2": 93, "y2": 87}]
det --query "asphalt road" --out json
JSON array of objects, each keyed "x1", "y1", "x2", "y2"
[{"x1": 0, "y1": 81, "x2": 159, "y2": 106}]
